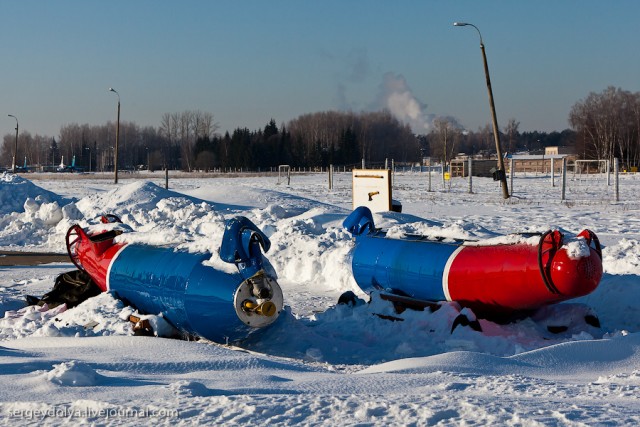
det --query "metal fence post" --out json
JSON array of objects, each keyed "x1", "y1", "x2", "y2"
[
  {"x1": 391, "y1": 159, "x2": 395, "y2": 187},
  {"x1": 561, "y1": 157, "x2": 567, "y2": 201},
  {"x1": 614, "y1": 157, "x2": 619, "y2": 202},
  {"x1": 468, "y1": 157, "x2": 473, "y2": 193},
  {"x1": 510, "y1": 158, "x2": 514, "y2": 195},
  {"x1": 329, "y1": 164, "x2": 333, "y2": 190}
]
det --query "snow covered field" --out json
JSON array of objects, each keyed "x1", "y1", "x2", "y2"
[{"x1": 1, "y1": 170, "x2": 639, "y2": 426}]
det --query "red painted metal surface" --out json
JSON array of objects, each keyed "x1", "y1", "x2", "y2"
[
  {"x1": 66, "y1": 224, "x2": 126, "y2": 292},
  {"x1": 446, "y1": 230, "x2": 603, "y2": 315}
]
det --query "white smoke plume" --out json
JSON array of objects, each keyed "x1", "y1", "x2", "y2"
[{"x1": 372, "y1": 72, "x2": 435, "y2": 134}]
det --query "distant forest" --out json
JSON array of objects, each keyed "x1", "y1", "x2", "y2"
[{"x1": 2, "y1": 86, "x2": 639, "y2": 171}]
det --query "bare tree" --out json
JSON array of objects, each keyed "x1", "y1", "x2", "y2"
[
  {"x1": 569, "y1": 86, "x2": 639, "y2": 164},
  {"x1": 430, "y1": 117, "x2": 462, "y2": 167},
  {"x1": 194, "y1": 111, "x2": 219, "y2": 140},
  {"x1": 159, "y1": 110, "x2": 218, "y2": 171},
  {"x1": 504, "y1": 118, "x2": 520, "y2": 155},
  {"x1": 159, "y1": 113, "x2": 173, "y2": 141}
]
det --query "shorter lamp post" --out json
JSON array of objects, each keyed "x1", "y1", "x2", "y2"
[
  {"x1": 8, "y1": 115, "x2": 18, "y2": 173},
  {"x1": 453, "y1": 22, "x2": 509, "y2": 199}
]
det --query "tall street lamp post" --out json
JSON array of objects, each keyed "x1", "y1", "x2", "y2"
[
  {"x1": 453, "y1": 22, "x2": 510, "y2": 199},
  {"x1": 8, "y1": 115, "x2": 18, "y2": 173},
  {"x1": 108, "y1": 87, "x2": 120, "y2": 184}
]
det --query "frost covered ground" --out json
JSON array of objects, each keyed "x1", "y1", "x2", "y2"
[{"x1": 1, "y1": 170, "x2": 639, "y2": 425}]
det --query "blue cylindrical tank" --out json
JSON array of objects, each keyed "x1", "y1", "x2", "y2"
[
  {"x1": 107, "y1": 244, "x2": 283, "y2": 342},
  {"x1": 344, "y1": 206, "x2": 603, "y2": 315},
  {"x1": 66, "y1": 215, "x2": 283, "y2": 343},
  {"x1": 86, "y1": 216, "x2": 286, "y2": 343}
]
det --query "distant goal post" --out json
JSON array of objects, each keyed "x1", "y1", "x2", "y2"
[
  {"x1": 573, "y1": 160, "x2": 608, "y2": 174},
  {"x1": 277, "y1": 165, "x2": 291, "y2": 185}
]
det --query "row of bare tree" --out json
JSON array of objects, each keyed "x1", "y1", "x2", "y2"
[
  {"x1": 0, "y1": 110, "x2": 217, "y2": 171},
  {"x1": 159, "y1": 111, "x2": 218, "y2": 171},
  {"x1": 569, "y1": 86, "x2": 640, "y2": 168},
  {"x1": 1, "y1": 122, "x2": 164, "y2": 172},
  {"x1": 187, "y1": 111, "x2": 421, "y2": 170},
  {"x1": 0, "y1": 110, "x2": 420, "y2": 171},
  {"x1": 287, "y1": 110, "x2": 419, "y2": 164},
  {"x1": 424, "y1": 117, "x2": 574, "y2": 166},
  {"x1": 3, "y1": 86, "x2": 639, "y2": 171}
]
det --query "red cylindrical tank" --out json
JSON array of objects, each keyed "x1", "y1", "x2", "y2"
[
  {"x1": 446, "y1": 230, "x2": 602, "y2": 315},
  {"x1": 345, "y1": 206, "x2": 604, "y2": 318}
]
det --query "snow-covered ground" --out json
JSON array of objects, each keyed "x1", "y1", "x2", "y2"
[{"x1": 1, "y1": 170, "x2": 639, "y2": 425}]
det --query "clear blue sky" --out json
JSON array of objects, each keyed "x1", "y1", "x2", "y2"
[{"x1": 2, "y1": 0, "x2": 639, "y2": 138}]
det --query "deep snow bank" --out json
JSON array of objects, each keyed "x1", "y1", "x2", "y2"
[
  {"x1": 2, "y1": 174, "x2": 640, "y2": 364},
  {"x1": 0, "y1": 172, "x2": 70, "y2": 215},
  {"x1": 0, "y1": 173, "x2": 80, "y2": 249}
]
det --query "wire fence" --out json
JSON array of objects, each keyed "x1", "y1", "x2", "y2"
[{"x1": 313, "y1": 159, "x2": 639, "y2": 207}]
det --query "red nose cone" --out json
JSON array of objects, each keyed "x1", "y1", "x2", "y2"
[{"x1": 550, "y1": 248, "x2": 603, "y2": 298}]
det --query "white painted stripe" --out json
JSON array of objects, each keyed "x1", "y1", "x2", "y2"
[
  {"x1": 442, "y1": 246, "x2": 464, "y2": 301},
  {"x1": 105, "y1": 244, "x2": 128, "y2": 291}
]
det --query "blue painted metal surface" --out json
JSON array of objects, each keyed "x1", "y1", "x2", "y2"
[
  {"x1": 219, "y1": 216, "x2": 272, "y2": 280},
  {"x1": 344, "y1": 206, "x2": 459, "y2": 301},
  {"x1": 106, "y1": 216, "x2": 282, "y2": 342},
  {"x1": 343, "y1": 206, "x2": 375, "y2": 236}
]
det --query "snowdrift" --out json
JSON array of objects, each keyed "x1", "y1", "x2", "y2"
[{"x1": 1, "y1": 172, "x2": 639, "y2": 425}]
